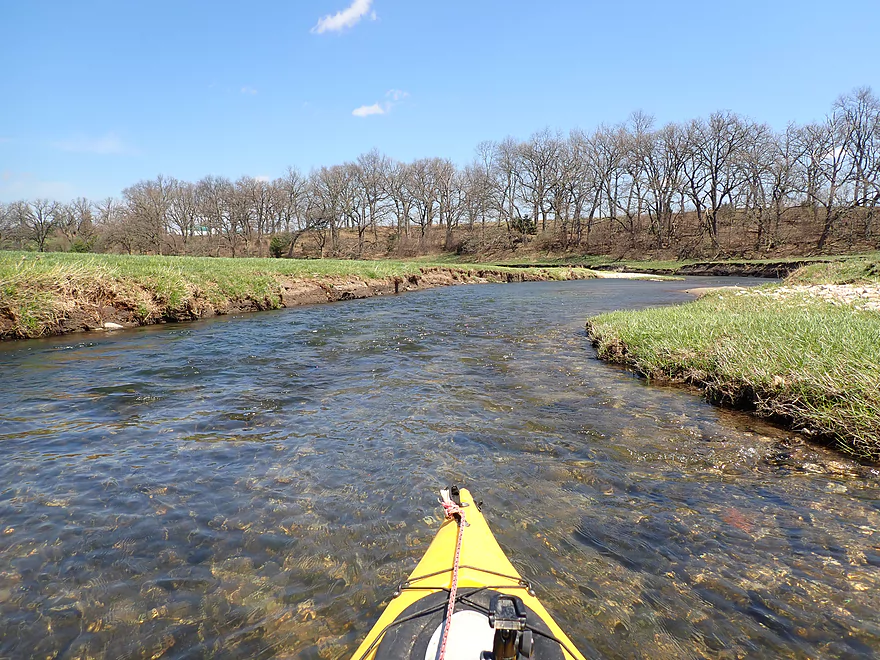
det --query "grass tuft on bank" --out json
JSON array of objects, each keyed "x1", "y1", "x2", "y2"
[
  {"x1": 785, "y1": 258, "x2": 880, "y2": 286},
  {"x1": 586, "y1": 260, "x2": 880, "y2": 460}
]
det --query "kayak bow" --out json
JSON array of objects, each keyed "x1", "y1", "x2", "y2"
[{"x1": 351, "y1": 486, "x2": 587, "y2": 660}]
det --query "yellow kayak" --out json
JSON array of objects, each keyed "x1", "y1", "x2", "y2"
[{"x1": 351, "y1": 486, "x2": 587, "y2": 660}]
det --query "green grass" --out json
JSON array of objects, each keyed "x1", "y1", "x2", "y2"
[
  {"x1": 0, "y1": 251, "x2": 598, "y2": 339},
  {"x1": 586, "y1": 260, "x2": 880, "y2": 460},
  {"x1": 785, "y1": 258, "x2": 880, "y2": 285}
]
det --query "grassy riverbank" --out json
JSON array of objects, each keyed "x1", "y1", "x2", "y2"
[
  {"x1": 0, "y1": 251, "x2": 599, "y2": 340},
  {"x1": 586, "y1": 259, "x2": 880, "y2": 460}
]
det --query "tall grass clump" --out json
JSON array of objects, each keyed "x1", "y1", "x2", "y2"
[
  {"x1": 786, "y1": 258, "x2": 880, "y2": 285},
  {"x1": 587, "y1": 268, "x2": 880, "y2": 460}
]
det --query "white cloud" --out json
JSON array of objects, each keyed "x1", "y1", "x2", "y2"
[
  {"x1": 255, "y1": 174, "x2": 271, "y2": 182},
  {"x1": 311, "y1": 0, "x2": 375, "y2": 34},
  {"x1": 51, "y1": 132, "x2": 131, "y2": 155},
  {"x1": 241, "y1": 86, "x2": 258, "y2": 95},
  {"x1": 352, "y1": 103, "x2": 385, "y2": 117},
  {"x1": 351, "y1": 89, "x2": 409, "y2": 118}
]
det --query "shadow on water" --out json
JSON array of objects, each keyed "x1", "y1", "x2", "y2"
[{"x1": 0, "y1": 277, "x2": 878, "y2": 659}]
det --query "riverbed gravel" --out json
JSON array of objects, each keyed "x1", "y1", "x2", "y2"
[{"x1": 737, "y1": 284, "x2": 880, "y2": 311}]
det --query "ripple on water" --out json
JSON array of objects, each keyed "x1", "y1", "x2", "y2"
[{"x1": 0, "y1": 278, "x2": 878, "y2": 659}]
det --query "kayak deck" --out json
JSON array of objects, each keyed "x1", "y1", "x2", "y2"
[{"x1": 351, "y1": 487, "x2": 586, "y2": 659}]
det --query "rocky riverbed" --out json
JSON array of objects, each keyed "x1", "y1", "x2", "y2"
[
  {"x1": 749, "y1": 283, "x2": 880, "y2": 311},
  {"x1": 688, "y1": 283, "x2": 880, "y2": 312}
]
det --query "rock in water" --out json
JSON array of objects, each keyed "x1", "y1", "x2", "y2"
[{"x1": 103, "y1": 322, "x2": 124, "y2": 330}]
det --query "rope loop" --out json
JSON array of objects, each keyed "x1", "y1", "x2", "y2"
[
  {"x1": 436, "y1": 488, "x2": 466, "y2": 660},
  {"x1": 440, "y1": 498, "x2": 463, "y2": 520}
]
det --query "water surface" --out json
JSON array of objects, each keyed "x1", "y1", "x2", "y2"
[{"x1": 1, "y1": 278, "x2": 878, "y2": 659}]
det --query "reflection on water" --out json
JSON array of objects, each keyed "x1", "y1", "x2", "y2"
[{"x1": 1, "y1": 278, "x2": 878, "y2": 659}]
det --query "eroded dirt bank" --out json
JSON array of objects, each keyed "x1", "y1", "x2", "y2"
[
  {"x1": 594, "y1": 260, "x2": 815, "y2": 278},
  {"x1": 0, "y1": 266, "x2": 594, "y2": 341},
  {"x1": 500, "y1": 259, "x2": 817, "y2": 278}
]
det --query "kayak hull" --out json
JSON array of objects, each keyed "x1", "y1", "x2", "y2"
[{"x1": 351, "y1": 488, "x2": 586, "y2": 660}]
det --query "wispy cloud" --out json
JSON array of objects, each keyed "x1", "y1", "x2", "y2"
[
  {"x1": 351, "y1": 89, "x2": 409, "y2": 118},
  {"x1": 241, "y1": 86, "x2": 258, "y2": 95},
  {"x1": 255, "y1": 174, "x2": 271, "y2": 182},
  {"x1": 312, "y1": 0, "x2": 375, "y2": 34},
  {"x1": 51, "y1": 132, "x2": 131, "y2": 155},
  {"x1": 352, "y1": 103, "x2": 385, "y2": 117}
]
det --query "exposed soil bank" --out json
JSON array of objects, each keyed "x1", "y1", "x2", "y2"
[
  {"x1": 592, "y1": 260, "x2": 814, "y2": 278},
  {"x1": 0, "y1": 266, "x2": 595, "y2": 341},
  {"x1": 498, "y1": 259, "x2": 822, "y2": 278}
]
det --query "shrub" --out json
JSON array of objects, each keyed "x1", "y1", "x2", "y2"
[
  {"x1": 269, "y1": 234, "x2": 291, "y2": 258},
  {"x1": 511, "y1": 216, "x2": 537, "y2": 235},
  {"x1": 69, "y1": 238, "x2": 94, "y2": 253}
]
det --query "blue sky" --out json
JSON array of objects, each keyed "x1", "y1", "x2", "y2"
[{"x1": 2, "y1": 0, "x2": 879, "y2": 202}]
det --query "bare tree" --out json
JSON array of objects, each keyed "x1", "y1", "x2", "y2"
[
  {"x1": 407, "y1": 158, "x2": 440, "y2": 249},
  {"x1": 683, "y1": 112, "x2": 753, "y2": 251},
  {"x1": 836, "y1": 87, "x2": 880, "y2": 240},
  {"x1": 586, "y1": 125, "x2": 625, "y2": 245},
  {"x1": 272, "y1": 167, "x2": 313, "y2": 257},
  {"x1": 95, "y1": 197, "x2": 132, "y2": 253},
  {"x1": 234, "y1": 176, "x2": 275, "y2": 257},
  {"x1": 517, "y1": 129, "x2": 561, "y2": 233},
  {"x1": 737, "y1": 123, "x2": 776, "y2": 251},
  {"x1": 745, "y1": 124, "x2": 805, "y2": 251},
  {"x1": 384, "y1": 160, "x2": 415, "y2": 246},
  {"x1": 196, "y1": 176, "x2": 235, "y2": 256},
  {"x1": 461, "y1": 161, "x2": 493, "y2": 232},
  {"x1": 165, "y1": 179, "x2": 199, "y2": 255},
  {"x1": 123, "y1": 176, "x2": 173, "y2": 255},
  {"x1": 565, "y1": 129, "x2": 601, "y2": 246},
  {"x1": 310, "y1": 166, "x2": 352, "y2": 256},
  {"x1": 431, "y1": 158, "x2": 463, "y2": 251},
  {"x1": 641, "y1": 123, "x2": 687, "y2": 249},
  {"x1": 54, "y1": 197, "x2": 97, "y2": 250},
  {"x1": 348, "y1": 150, "x2": 391, "y2": 258},
  {"x1": 12, "y1": 199, "x2": 60, "y2": 252},
  {"x1": 0, "y1": 202, "x2": 13, "y2": 248},
  {"x1": 275, "y1": 167, "x2": 307, "y2": 233},
  {"x1": 492, "y1": 138, "x2": 523, "y2": 234},
  {"x1": 615, "y1": 113, "x2": 655, "y2": 248},
  {"x1": 548, "y1": 134, "x2": 587, "y2": 248},
  {"x1": 796, "y1": 112, "x2": 855, "y2": 251}
]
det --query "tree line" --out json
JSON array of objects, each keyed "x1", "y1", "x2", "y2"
[{"x1": 2, "y1": 87, "x2": 879, "y2": 260}]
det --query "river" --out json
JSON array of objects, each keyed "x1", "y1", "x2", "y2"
[{"x1": 1, "y1": 277, "x2": 877, "y2": 659}]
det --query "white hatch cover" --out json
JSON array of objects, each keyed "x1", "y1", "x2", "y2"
[{"x1": 424, "y1": 609, "x2": 495, "y2": 659}]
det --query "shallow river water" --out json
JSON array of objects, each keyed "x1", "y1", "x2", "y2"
[{"x1": 1, "y1": 278, "x2": 878, "y2": 660}]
